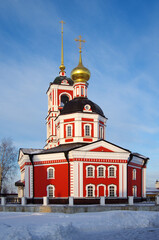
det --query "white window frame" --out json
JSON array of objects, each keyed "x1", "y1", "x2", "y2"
[
  {"x1": 84, "y1": 124, "x2": 91, "y2": 137},
  {"x1": 47, "y1": 167, "x2": 55, "y2": 179},
  {"x1": 108, "y1": 165, "x2": 117, "y2": 178},
  {"x1": 97, "y1": 165, "x2": 106, "y2": 178},
  {"x1": 86, "y1": 184, "x2": 95, "y2": 197},
  {"x1": 132, "y1": 169, "x2": 136, "y2": 180},
  {"x1": 47, "y1": 185, "x2": 55, "y2": 198},
  {"x1": 108, "y1": 184, "x2": 117, "y2": 197},
  {"x1": 97, "y1": 184, "x2": 106, "y2": 197},
  {"x1": 66, "y1": 124, "x2": 72, "y2": 137},
  {"x1": 86, "y1": 165, "x2": 95, "y2": 178},
  {"x1": 132, "y1": 185, "x2": 137, "y2": 197}
]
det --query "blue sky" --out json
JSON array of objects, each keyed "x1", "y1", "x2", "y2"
[{"x1": 0, "y1": 0, "x2": 159, "y2": 187}]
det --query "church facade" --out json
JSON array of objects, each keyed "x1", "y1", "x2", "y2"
[{"x1": 16, "y1": 28, "x2": 149, "y2": 200}]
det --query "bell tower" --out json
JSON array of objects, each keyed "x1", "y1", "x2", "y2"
[{"x1": 45, "y1": 21, "x2": 74, "y2": 149}]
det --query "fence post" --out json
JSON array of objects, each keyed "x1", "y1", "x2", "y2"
[
  {"x1": 69, "y1": 197, "x2": 74, "y2": 206},
  {"x1": 1, "y1": 197, "x2": 6, "y2": 206},
  {"x1": 43, "y1": 197, "x2": 48, "y2": 206},
  {"x1": 155, "y1": 196, "x2": 159, "y2": 205},
  {"x1": 100, "y1": 196, "x2": 105, "y2": 206},
  {"x1": 128, "y1": 196, "x2": 134, "y2": 205},
  {"x1": 21, "y1": 197, "x2": 26, "y2": 205}
]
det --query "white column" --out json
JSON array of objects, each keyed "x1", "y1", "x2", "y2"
[
  {"x1": 69, "y1": 197, "x2": 74, "y2": 206},
  {"x1": 43, "y1": 197, "x2": 48, "y2": 206},
  {"x1": 123, "y1": 164, "x2": 127, "y2": 197},
  {"x1": 21, "y1": 197, "x2": 26, "y2": 206},
  {"x1": 100, "y1": 197, "x2": 105, "y2": 206},
  {"x1": 128, "y1": 196, "x2": 134, "y2": 205},
  {"x1": 155, "y1": 196, "x2": 159, "y2": 205},
  {"x1": 1, "y1": 197, "x2": 6, "y2": 206},
  {"x1": 119, "y1": 164, "x2": 123, "y2": 197}
]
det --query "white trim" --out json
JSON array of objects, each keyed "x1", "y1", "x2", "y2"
[
  {"x1": 132, "y1": 169, "x2": 136, "y2": 180},
  {"x1": 119, "y1": 164, "x2": 122, "y2": 197},
  {"x1": 86, "y1": 165, "x2": 95, "y2": 178},
  {"x1": 86, "y1": 184, "x2": 95, "y2": 197},
  {"x1": 108, "y1": 165, "x2": 117, "y2": 178},
  {"x1": 59, "y1": 92, "x2": 72, "y2": 106},
  {"x1": 97, "y1": 184, "x2": 106, "y2": 197},
  {"x1": 97, "y1": 165, "x2": 106, "y2": 178},
  {"x1": 47, "y1": 167, "x2": 55, "y2": 179},
  {"x1": 132, "y1": 185, "x2": 137, "y2": 197},
  {"x1": 47, "y1": 184, "x2": 55, "y2": 197},
  {"x1": 84, "y1": 124, "x2": 92, "y2": 137},
  {"x1": 66, "y1": 124, "x2": 72, "y2": 137},
  {"x1": 108, "y1": 184, "x2": 117, "y2": 197}
]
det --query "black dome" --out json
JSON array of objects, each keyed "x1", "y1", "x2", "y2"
[
  {"x1": 53, "y1": 76, "x2": 73, "y2": 86},
  {"x1": 60, "y1": 97, "x2": 105, "y2": 118}
]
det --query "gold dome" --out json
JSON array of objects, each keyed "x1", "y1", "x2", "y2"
[{"x1": 71, "y1": 53, "x2": 90, "y2": 83}]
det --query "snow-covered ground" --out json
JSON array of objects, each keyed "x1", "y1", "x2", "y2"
[{"x1": 0, "y1": 211, "x2": 159, "y2": 240}]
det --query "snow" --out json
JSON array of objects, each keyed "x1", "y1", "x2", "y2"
[{"x1": 0, "y1": 211, "x2": 159, "y2": 239}]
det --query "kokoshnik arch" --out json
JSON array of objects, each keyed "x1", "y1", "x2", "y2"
[{"x1": 15, "y1": 22, "x2": 149, "y2": 200}]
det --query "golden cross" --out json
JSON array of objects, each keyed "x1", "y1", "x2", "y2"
[
  {"x1": 75, "y1": 35, "x2": 86, "y2": 52},
  {"x1": 59, "y1": 20, "x2": 65, "y2": 33}
]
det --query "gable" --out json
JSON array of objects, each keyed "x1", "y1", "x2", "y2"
[
  {"x1": 73, "y1": 140, "x2": 131, "y2": 153},
  {"x1": 90, "y1": 146, "x2": 114, "y2": 152}
]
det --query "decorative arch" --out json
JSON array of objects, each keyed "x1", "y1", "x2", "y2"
[
  {"x1": 47, "y1": 167, "x2": 55, "y2": 179},
  {"x1": 108, "y1": 184, "x2": 117, "y2": 197},
  {"x1": 108, "y1": 165, "x2": 117, "y2": 178},
  {"x1": 97, "y1": 165, "x2": 106, "y2": 178},
  {"x1": 59, "y1": 92, "x2": 72, "y2": 107},
  {"x1": 86, "y1": 184, "x2": 95, "y2": 197},
  {"x1": 47, "y1": 185, "x2": 55, "y2": 198},
  {"x1": 97, "y1": 184, "x2": 106, "y2": 197},
  {"x1": 86, "y1": 165, "x2": 95, "y2": 178}
]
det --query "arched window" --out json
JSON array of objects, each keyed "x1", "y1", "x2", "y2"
[
  {"x1": 108, "y1": 185, "x2": 117, "y2": 197},
  {"x1": 108, "y1": 165, "x2": 117, "y2": 178},
  {"x1": 47, "y1": 167, "x2": 55, "y2": 179},
  {"x1": 47, "y1": 185, "x2": 55, "y2": 198},
  {"x1": 66, "y1": 125, "x2": 72, "y2": 137},
  {"x1": 97, "y1": 165, "x2": 106, "y2": 178},
  {"x1": 133, "y1": 169, "x2": 136, "y2": 180},
  {"x1": 86, "y1": 165, "x2": 95, "y2": 177},
  {"x1": 85, "y1": 125, "x2": 91, "y2": 136},
  {"x1": 86, "y1": 184, "x2": 95, "y2": 197},
  {"x1": 61, "y1": 94, "x2": 69, "y2": 107},
  {"x1": 132, "y1": 185, "x2": 137, "y2": 197}
]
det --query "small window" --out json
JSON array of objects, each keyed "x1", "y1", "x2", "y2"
[
  {"x1": 47, "y1": 185, "x2": 55, "y2": 198},
  {"x1": 132, "y1": 186, "x2": 137, "y2": 197},
  {"x1": 108, "y1": 166, "x2": 116, "y2": 178},
  {"x1": 67, "y1": 125, "x2": 72, "y2": 137},
  {"x1": 61, "y1": 94, "x2": 69, "y2": 107},
  {"x1": 86, "y1": 185, "x2": 95, "y2": 197},
  {"x1": 47, "y1": 167, "x2": 55, "y2": 179},
  {"x1": 133, "y1": 169, "x2": 136, "y2": 180},
  {"x1": 100, "y1": 127, "x2": 103, "y2": 139},
  {"x1": 97, "y1": 166, "x2": 106, "y2": 178},
  {"x1": 109, "y1": 186, "x2": 115, "y2": 197},
  {"x1": 85, "y1": 125, "x2": 90, "y2": 136},
  {"x1": 108, "y1": 185, "x2": 116, "y2": 197},
  {"x1": 86, "y1": 165, "x2": 95, "y2": 177}
]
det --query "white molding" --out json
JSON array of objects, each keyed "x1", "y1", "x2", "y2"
[{"x1": 97, "y1": 184, "x2": 106, "y2": 197}]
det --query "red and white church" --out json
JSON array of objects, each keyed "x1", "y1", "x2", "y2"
[{"x1": 16, "y1": 33, "x2": 149, "y2": 200}]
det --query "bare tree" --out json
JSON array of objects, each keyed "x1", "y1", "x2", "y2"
[{"x1": 0, "y1": 138, "x2": 17, "y2": 194}]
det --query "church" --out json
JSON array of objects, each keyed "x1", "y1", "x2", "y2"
[{"x1": 16, "y1": 23, "x2": 149, "y2": 201}]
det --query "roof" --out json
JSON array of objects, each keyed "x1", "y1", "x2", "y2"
[
  {"x1": 60, "y1": 97, "x2": 106, "y2": 118},
  {"x1": 46, "y1": 76, "x2": 73, "y2": 93},
  {"x1": 132, "y1": 152, "x2": 149, "y2": 160},
  {"x1": 20, "y1": 148, "x2": 43, "y2": 155},
  {"x1": 36, "y1": 143, "x2": 88, "y2": 155}
]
